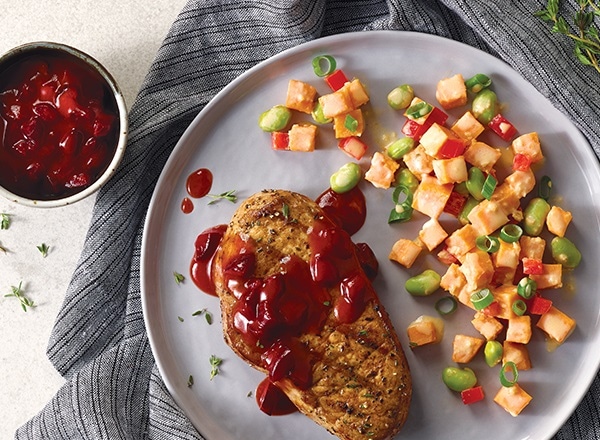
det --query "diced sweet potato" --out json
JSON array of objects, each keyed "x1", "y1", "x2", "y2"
[
  {"x1": 319, "y1": 88, "x2": 353, "y2": 119},
  {"x1": 511, "y1": 132, "x2": 543, "y2": 164},
  {"x1": 451, "y1": 111, "x2": 485, "y2": 141},
  {"x1": 493, "y1": 240, "x2": 521, "y2": 269},
  {"x1": 463, "y1": 141, "x2": 502, "y2": 173},
  {"x1": 494, "y1": 383, "x2": 533, "y2": 416},
  {"x1": 333, "y1": 109, "x2": 365, "y2": 138},
  {"x1": 467, "y1": 199, "x2": 509, "y2": 236},
  {"x1": 389, "y1": 238, "x2": 422, "y2": 268},
  {"x1": 459, "y1": 250, "x2": 494, "y2": 292},
  {"x1": 502, "y1": 341, "x2": 532, "y2": 371},
  {"x1": 432, "y1": 156, "x2": 468, "y2": 184},
  {"x1": 407, "y1": 315, "x2": 443, "y2": 347},
  {"x1": 506, "y1": 315, "x2": 532, "y2": 344},
  {"x1": 288, "y1": 123, "x2": 317, "y2": 152},
  {"x1": 529, "y1": 264, "x2": 562, "y2": 289},
  {"x1": 471, "y1": 312, "x2": 504, "y2": 340},
  {"x1": 546, "y1": 205, "x2": 572, "y2": 237},
  {"x1": 504, "y1": 169, "x2": 536, "y2": 199},
  {"x1": 343, "y1": 78, "x2": 370, "y2": 108},
  {"x1": 444, "y1": 224, "x2": 478, "y2": 259},
  {"x1": 412, "y1": 175, "x2": 453, "y2": 219},
  {"x1": 402, "y1": 144, "x2": 434, "y2": 178},
  {"x1": 420, "y1": 123, "x2": 466, "y2": 158},
  {"x1": 519, "y1": 235, "x2": 546, "y2": 260},
  {"x1": 490, "y1": 183, "x2": 521, "y2": 218},
  {"x1": 418, "y1": 218, "x2": 448, "y2": 251},
  {"x1": 452, "y1": 334, "x2": 485, "y2": 363},
  {"x1": 492, "y1": 285, "x2": 519, "y2": 320},
  {"x1": 536, "y1": 305, "x2": 576, "y2": 344},
  {"x1": 286, "y1": 79, "x2": 317, "y2": 114},
  {"x1": 364, "y1": 151, "x2": 399, "y2": 189},
  {"x1": 435, "y1": 73, "x2": 467, "y2": 110}
]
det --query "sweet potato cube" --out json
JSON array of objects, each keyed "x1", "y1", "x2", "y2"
[
  {"x1": 286, "y1": 79, "x2": 317, "y2": 114},
  {"x1": 536, "y1": 305, "x2": 576, "y2": 344},
  {"x1": 492, "y1": 285, "x2": 519, "y2": 320},
  {"x1": 471, "y1": 312, "x2": 504, "y2": 340},
  {"x1": 407, "y1": 315, "x2": 443, "y2": 347},
  {"x1": 467, "y1": 199, "x2": 509, "y2": 236},
  {"x1": 511, "y1": 132, "x2": 543, "y2": 164},
  {"x1": 519, "y1": 235, "x2": 546, "y2": 260},
  {"x1": 412, "y1": 175, "x2": 453, "y2": 219},
  {"x1": 504, "y1": 168, "x2": 536, "y2": 199},
  {"x1": 287, "y1": 123, "x2": 317, "y2": 152},
  {"x1": 546, "y1": 205, "x2": 572, "y2": 237},
  {"x1": 441, "y1": 264, "x2": 474, "y2": 309},
  {"x1": 452, "y1": 334, "x2": 485, "y2": 363},
  {"x1": 493, "y1": 240, "x2": 521, "y2": 269},
  {"x1": 365, "y1": 151, "x2": 399, "y2": 189},
  {"x1": 333, "y1": 109, "x2": 365, "y2": 138},
  {"x1": 402, "y1": 144, "x2": 434, "y2": 178},
  {"x1": 459, "y1": 250, "x2": 494, "y2": 292},
  {"x1": 490, "y1": 183, "x2": 521, "y2": 218},
  {"x1": 506, "y1": 315, "x2": 532, "y2": 344},
  {"x1": 418, "y1": 218, "x2": 448, "y2": 251},
  {"x1": 494, "y1": 383, "x2": 533, "y2": 417},
  {"x1": 463, "y1": 141, "x2": 502, "y2": 173},
  {"x1": 436, "y1": 73, "x2": 468, "y2": 110},
  {"x1": 343, "y1": 78, "x2": 370, "y2": 108},
  {"x1": 432, "y1": 156, "x2": 468, "y2": 184},
  {"x1": 319, "y1": 88, "x2": 353, "y2": 119},
  {"x1": 492, "y1": 266, "x2": 517, "y2": 286},
  {"x1": 444, "y1": 224, "x2": 479, "y2": 259},
  {"x1": 451, "y1": 111, "x2": 485, "y2": 141},
  {"x1": 529, "y1": 264, "x2": 562, "y2": 289},
  {"x1": 420, "y1": 123, "x2": 465, "y2": 158},
  {"x1": 389, "y1": 238, "x2": 422, "y2": 268},
  {"x1": 503, "y1": 341, "x2": 532, "y2": 371}
]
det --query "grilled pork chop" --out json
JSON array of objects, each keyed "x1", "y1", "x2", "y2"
[{"x1": 211, "y1": 189, "x2": 412, "y2": 440}]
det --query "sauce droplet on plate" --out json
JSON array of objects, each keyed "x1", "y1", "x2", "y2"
[
  {"x1": 186, "y1": 168, "x2": 213, "y2": 198},
  {"x1": 181, "y1": 197, "x2": 194, "y2": 214}
]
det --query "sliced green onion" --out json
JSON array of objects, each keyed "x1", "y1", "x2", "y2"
[
  {"x1": 512, "y1": 299, "x2": 527, "y2": 316},
  {"x1": 517, "y1": 277, "x2": 537, "y2": 299},
  {"x1": 344, "y1": 114, "x2": 359, "y2": 132},
  {"x1": 312, "y1": 55, "x2": 337, "y2": 77},
  {"x1": 466, "y1": 167, "x2": 485, "y2": 201},
  {"x1": 481, "y1": 174, "x2": 497, "y2": 200},
  {"x1": 435, "y1": 296, "x2": 458, "y2": 316},
  {"x1": 470, "y1": 288, "x2": 494, "y2": 311},
  {"x1": 476, "y1": 235, "x2": 500, "y2": 253},
  {"x1": 465, "y1": 73, "x2": 492, "y2": 93},
  {"x1": 499, "y1": 361, "x2": 519, "y2": 387},
  {"x1": 539, "y1": 175, "x2": 552, "y2": 200},
  {"x1": 405, "y1": 101, "x2": 433, "y2": 119},
  {"x1": 500, "y1": 224, "x2": 523, "y2": 243},
  {"x1": 388, "y1": 185, "x2": 414, "y2": 223}
]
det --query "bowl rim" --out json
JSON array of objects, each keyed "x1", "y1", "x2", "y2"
[{"x1": 0, "y1": 41, "x2": 128, "y2": 208}]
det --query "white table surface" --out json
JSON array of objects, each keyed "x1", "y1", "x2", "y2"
[{"x1": 0, "y1": 0, "x2": 187, "y2": 437}]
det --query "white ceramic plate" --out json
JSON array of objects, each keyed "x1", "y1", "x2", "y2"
[{"x1": 141, "y1": 31, "x2": 600, "y2": 440}]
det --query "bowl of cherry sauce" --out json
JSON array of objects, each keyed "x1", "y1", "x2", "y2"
[{"x1": 0, "y1": 42, "x2": 127, "y2": 207}]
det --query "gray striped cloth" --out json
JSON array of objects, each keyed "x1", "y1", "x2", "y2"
[{"x1": 16, "y1": 0, "x2": 600, "y2": 439}]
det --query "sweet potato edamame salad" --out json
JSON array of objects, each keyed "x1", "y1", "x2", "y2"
[{"x1": 258, "y1": 54, "x2": 580, "y2": 418}]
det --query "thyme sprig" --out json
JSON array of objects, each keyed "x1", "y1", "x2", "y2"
[
  {"x1": 1, "y1": 213, "x2": 10, "y2": 230},
  {"x1": 207, "y1": 190, "x2": 237, "y2": 205},
  {"x1": 5, "y1": 282, "x2": 35, "y2": 312},
  {"x1": 536, "y1": 0, "x2": 600, "y2": 73},
  {"x1": 209, "y1": 354, "x2": 223, "y2": 380}
]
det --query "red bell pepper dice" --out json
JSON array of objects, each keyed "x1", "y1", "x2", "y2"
[
  {"x1": 324, "y1": 69, "x2": 349, "y2": 91},
  {"x1": 522, "y1": 258, "x2": 543, "y2": 275},
  {"x1": 482, "y1": 301, "x2": 502, "y2": 317},
  {"x1": 489, "y1": 114, "x2": 517, "y2": 141},
  {"x1": 443, "y1": 191, "x2": 467, "y2": 217},
  {"x1": 461, "y1": 386, "x2": 485, "y2": 405},
  {"x1": 512, "y1": 153, "x2": 531, "y2": 172},
  {"x1": 529, "y1": 295, "x2": 553, "y2": 315},
  {"x1": 271, "y1": 132, "x2": 289, "y2": 150},
  {"x1": 401, "y1": 107, "x2": 448, "y2": 141},
  {"x1": 338, "y1": 136, "x2": 368, "y2": 160},
  {"x1": 438, "y1": 138, "x2": 467, "y2": 159}
]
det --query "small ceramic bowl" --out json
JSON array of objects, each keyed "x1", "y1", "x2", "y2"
[{"x1": 0, "y1": 41, "x2": 127, "y2": 207}]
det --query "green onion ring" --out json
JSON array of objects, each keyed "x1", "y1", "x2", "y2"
[
  {"x1": 435, "y1": 296, "x2": 458, "y2": 316},
  {"x1": 500, "y1": 361, "x2": 519, "y2": 387},
  {"x1": 500, "y1": 224, "x2": 523, "y2": 243},
  {"x1": 539, "y1": 175, "x2": 552, "y2": 200},
  {"x1": 481, "y1": 174, "x2": 498, "y2": 200},
  {"x1": 512, "y1": 299, "x2": 527, "y2": 316},
  {"x1": 517, "y1": 277, "x2": 537, "y2": 299},
  {"x1": 476, "y1": 235, "x2": 500, "y2": 253},
  {"x1": 470, "y1": 288, "x2": 494, "y2": 311},
  {"x1": 388, "y1": 184, "x2": 414, "y2": 223},
  {"x1": 344, "y1": 114, "x2": 358, "y2": 132},
  {"x1": 405, "y1": 101, "x2": 433, "y2": 119},
  {"x1": 312, "y1": 55, "x2": 337, "y2": 77}
]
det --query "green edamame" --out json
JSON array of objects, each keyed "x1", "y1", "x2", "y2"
[
  {"x1": 458, "y1": 196, "x2": 479, "y2": 225},
  {"x1": 466, "y1": 167, "x2": 485, "y2": 201},
  {"x1": 551, "y1": 236, "x2": 582, "y2": 268},
  {"x1": 387, "y1": 84, "x2": 414, "y2": 110},
  {"x1": 395, "y1": 168, "x2": 419, "y2": 194},
  {"x1": 258, "y1": 105, "x2": 292, "y2": 132},
  {"x1": 442, "y1": 366, "x2": 477, "y2": 392},
  {"x1": 484, "y1": 340, "x2": 503, "y2": 367},
  {"x1": 405, "y1": 269, "x2": 441, "y2": 296},
  {"x1": 330, "y1": 162, "x2": 361, "y2": 194},
  {"x1": 311, "y1": 101, "x2": 332, "y2": 124},
  {"x1": 387, "y1": 137, "x2": 415, "y2": 160},
  {"x1": 523, "y1": 197, "x2": 551, "y2": 236},
  {"x1": 472, "y1": 89, "x2": 498, "y2": 125}
]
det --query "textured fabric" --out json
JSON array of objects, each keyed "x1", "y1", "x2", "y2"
[{"x1": 16, "y1": 0, "x2": 600, "y2": 439}]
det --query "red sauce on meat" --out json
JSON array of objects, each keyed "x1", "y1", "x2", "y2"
[{"x1": 315, "y1": 185, "x2": 367, "y2": 236}]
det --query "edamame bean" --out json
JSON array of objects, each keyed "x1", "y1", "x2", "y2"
[
  {"x1": 258, "y1": 105, "x2": 292, "y2": 132},
  {"x1": 523, "y1": 197, "x2": 551, "y2": 236},
  {"x1": 466, "y1": 167, "x2": 485, "y2": 201},
  {"x1": 395, "y1": 168, "x2": 419, "y2": 194},
  {"x1": 551, "y1": 236, "x2": 582, "y2": 268},
  {"x1": 330, "y1": 162, "x2": 361, "y2": 194},
  {"x1": 387, "y1": 84, "x2": 414, "y2": 110},
  {"x1": 387, "y1": 137, "x2": 415, "y2": 160},
  {"x1": 484, "y1": 340, "x2": 503, "y2": 367},
  {"x1": 311, "y1": 101, "x2": 332, "y2": 124},
  {"x1": 405, "y1": 269, "x2": 441, "y2": 296},
  {"x1": 442, "y1": 366, "x2": 477, "y2": 392},
  {"x1": 458, "y1": 196, "x2": 479, "y2": 225},
  {"x1": 472, "y1": 89, "x2": 498, "y2": 125}
]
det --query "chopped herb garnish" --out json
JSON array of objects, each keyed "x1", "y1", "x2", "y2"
[
  {"x1": 1, "y1": 213, "x2": 10, "y2": 230},
  {"x1": 5, "y1": 282, "x2": 35, "y2": 312},
  {"x1": 205, "y1": 311, "x2": 213, "y2": 325},
  {"x1": 247, "y1": 390, "x2": 253, "y2": 398},
  {"x1": 191, "y1": 308, "x2": 213, "y2": 324},
  {"x1": 358, "y1": 329, "x2": 368, "y2": 336},
  {"x1": 178, "y1": 316, "x2": 184, "y2": 322},
  {"x1": 173, "y1": 271, "x2": 185, "y2": 284},
  {"x1": 0, "y1": 242, "x2": 6, "y2": 254},
  {"x1": 207, "y1": 190, "x2": 237, "y2": 205},
  {"x1": 209, "y1": 354, "x2": 223, "y2": 380},
  {"x1": 282, "y1": 203, "x2": 290, "y2": 220},
  {"x1": 323, "y1": 301, "x2": 331, "y2": 306},
  {"x1": 192, "y1": 308, "x2": 207, "y2": 316},
  {"x1": 187, "y1": 375, "x2": 194, "y2": 388},
  {"x1": 37, "y1": 243, "x2": 49, "y2": 257}
]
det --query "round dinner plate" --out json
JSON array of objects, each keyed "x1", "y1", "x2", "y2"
[{"x1": 141, "y1": 31, "x2": 600, "y2": 440}]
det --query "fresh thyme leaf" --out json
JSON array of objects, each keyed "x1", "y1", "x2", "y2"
[
  {"x1": 207, "y1": 190, "x2": 237, "y2": 205},
  {"x1": 187, "y1": 374, "x2": 194, "y2": 388},
  {"x1": 205, "y1": 311, "x2": 213, "y2": 325},
  {"x1": 5, "y1": 282, "x2": 35, "y2": 312},
  {"x1": 37, "y1": 243, "x2": 49, "y2": 257},
  {"x1": 0, "y1": 243, "x2": 6, "y2": 254},
  {"x1": 209, "y1": 354, "x2": 223, "y2": 380},
  {"x1": 178, "y1": 316, "x2": 184, "y2": 322},
  {"x1": 282, "y1": 203, "x2": 290, "y2": 220},
  {"x1": 536, "y1": 0, "x2": 600, "y2": 73},
  {"x1": 1, "y1": 213, "x2": 10, "y2": 230},
  {"x1": 192, "y1": 308, "x2": 207, "y2": 316},
  {"x1": 173, "y1": 271, "x2": 185, "y2": 285}
]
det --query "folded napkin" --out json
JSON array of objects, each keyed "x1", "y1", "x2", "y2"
[{"x1": 17, "y1": 0, "x2": 600, "y2": 439}]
